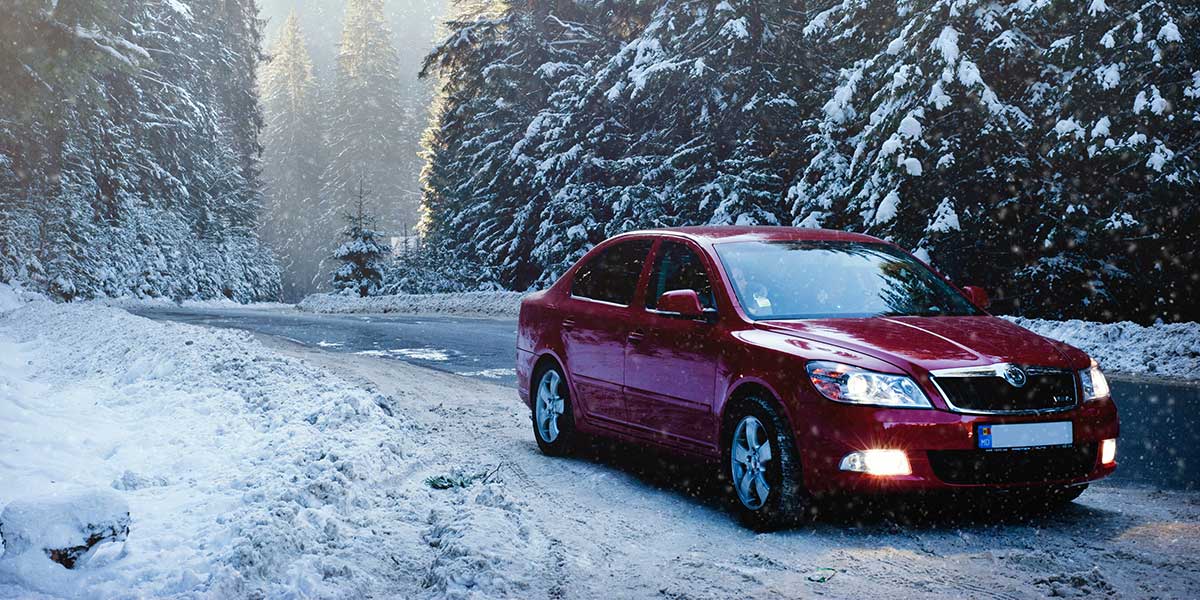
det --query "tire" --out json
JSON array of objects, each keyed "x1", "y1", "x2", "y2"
[
  {"x1": 722, "y1": 395, "x2": 811, "y2": 531},
  {"x1": 531, "y1": 363, "x2": 577, "y2": 456}
]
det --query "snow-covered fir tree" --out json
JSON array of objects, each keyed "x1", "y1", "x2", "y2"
[
  {"x1": 792, "y1": 0, "x2": 1199, "y2": 320},
  {"x1": 525, "y1": 0, "x2": 816, "y2": 283},
  {"x1": 1026, "y1": 0, "x2": 1199, "y2": 321},
  {"x1": 0, "y1": 0, "x2": 280, "y2": 301},
  {"x1": 417, "y1": 0, "x2": 1198, "y2": 323},
  {"x1": 261, "y1": 12, "x2": 330, "y2": 301},
  {"x1": 333, "y1": 178, "x2": 391, "y2": 297},
  {"x1": 419, "y1": 0, "x2": 597, "y2": 288},
  {"x1": 323, "y1": 0, "x2": 416, "y2": 237}
]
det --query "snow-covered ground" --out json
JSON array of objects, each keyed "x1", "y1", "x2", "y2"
[
  {"x1": 0, "y1": 286, "x2": 529, "y2": 598},
  {"x1": 1009, "y1": 317, "x2": 1199, "y2": 381},
  {"x1": 298, "y1": 291, "x2": 527, "y2": 319},
  {"x1": 2, "y1": 283, "x2": 1200, "y2": 598}
]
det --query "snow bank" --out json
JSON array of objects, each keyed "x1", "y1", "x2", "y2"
[
  {"x1": 0, "y1": 298, "x2": 548, "y2": 598},
  {"x1": 0, "y1": 300, "x2": 413, "y2": 597},
  {"x1": 0, "y1": 491, "x2": 129, "y2": 557},
  {"x1": 1007, "y1": 316, "x2": 1199, "y2": 380},
  {"x1": 0, "y1": 490, "x2": 130, "y2": 574},
  {"x1": 0, "y1": 282, "x2": 42, "y2": 314},
  {"x1": 299, "y1": 291, "x2": 528, "y2": 319},
  {"x1": 96, "y1": 295, "x2": 296, "y2": 311}
]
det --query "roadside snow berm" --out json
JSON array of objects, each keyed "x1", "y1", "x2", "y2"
[{"x1": 0, "y1": 489, "x2": 130, "y2": 569}]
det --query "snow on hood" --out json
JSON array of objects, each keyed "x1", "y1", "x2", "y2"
[{"x1": 756, "y1": 315, "x2": 1090, "y2": 374}]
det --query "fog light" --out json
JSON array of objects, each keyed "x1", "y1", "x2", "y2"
[
  {"x1": 839, "y1": 450, "x2": 912, "y2": 476},
  {"x1": 1101, "y1": 438, "x2": 1117, "y2": 465}
]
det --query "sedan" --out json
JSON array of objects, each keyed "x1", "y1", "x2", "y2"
[{"x1": 515, "y1": 227, "x2": 1118, "y2": 530}]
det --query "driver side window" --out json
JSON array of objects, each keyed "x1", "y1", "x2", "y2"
[{"x1": 645, "y1": 241, "x2": 716, "y2": 310}]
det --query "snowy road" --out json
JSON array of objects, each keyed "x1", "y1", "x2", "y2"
[{"x1": 130, "y1": 304, "x2": 1199, "y2": 491}]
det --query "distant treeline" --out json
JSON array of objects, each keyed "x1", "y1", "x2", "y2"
[
  {"x1": 259, "y1": 1, "x2": 428, "y2": 302},
  {"x1": 0, "y1": 0, "x2": 279, "y2": 301},
  {"x1": 417, "y1": 0, "x2": 1199, "y2": 323}
]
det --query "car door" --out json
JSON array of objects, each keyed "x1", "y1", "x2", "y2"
[
  {"x1": 561, "y1": 238, "x2": 654, "y2": 425},
  {"x1": 623, "y1": 239, "x2": 721, "y2": 451}
]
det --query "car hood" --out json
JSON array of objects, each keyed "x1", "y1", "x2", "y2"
[{"x1": 755, "y1": 316, "x2": 1090, "y2": 375}]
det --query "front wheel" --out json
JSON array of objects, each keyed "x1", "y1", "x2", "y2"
[
  {"x1": 532, "y1": 364, "x2": 577, "y2": 456},
  {"x1": 722, "y1": 395, "x2": 811, "y2": 531}
]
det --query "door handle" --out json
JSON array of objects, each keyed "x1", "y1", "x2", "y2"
[
  {"x1": 562, "y1": 318, "x2": 576, "y2": 330},
  {"x1": 627, "y1": 330, "x2": 645, "y2": 344}
]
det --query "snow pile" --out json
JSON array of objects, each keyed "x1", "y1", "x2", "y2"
[
  {"x1": 0, "y1": 301, "x2": 411, "y2": 597},
  {"x1": 1008, "y1": 316, "x2": 1200, "y2": 380},
  {"x1": 0, "y1": 282, "x2": 41, "y2": 314},
  {"x1": 299, "y1": 291, "x2": 528, "y2": 319},
  {"x1": 0, "y1": 490, "x2": 130, "y2": 573},
  {"x1": 96, "y1": 295, "x2": 297, "y2": 311},
  {"x1": 0, "y1": 299, "x2": 547, "y2": 598}
]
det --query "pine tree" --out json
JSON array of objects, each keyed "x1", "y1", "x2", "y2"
[
  {"x1": 323, "y1": 0, "x2": 413, "y2": 237},
  {"x1": 332, "y1": 178, "x2": 391, "y2": 297},
  {"x1": 261, "y1": 12, "x2": 328, "y2": 301},
  {"x1": 1023, "y1": 0, "x2": 1200, "y2": 321},
  {"x1": 0, "y1": 0, "x2": 281, "y2": 302},
  {"x1": 415, "y1": 0, "x2": 1199, "y2": 323},
  {"x1": 524, "y1": 0, "x2": 816, "y2": 284}
]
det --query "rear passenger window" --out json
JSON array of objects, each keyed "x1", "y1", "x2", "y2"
[
  {"x1": 646, "y1": 241, "x2": 716, "y2": 310},
  {"x1": 571, "y1": 240, "x2": 653, "y2": 306}
]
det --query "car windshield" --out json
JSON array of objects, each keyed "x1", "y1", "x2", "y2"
[{"x1": 714, "y1": 240, "x2": 980, "y2": 320}]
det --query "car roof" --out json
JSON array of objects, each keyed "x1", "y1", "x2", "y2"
[{"x1": 617, "y1": 226, "x2": 886, "y2": 245}]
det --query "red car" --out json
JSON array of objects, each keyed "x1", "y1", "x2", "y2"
[{"x1": 516, "y1": 227, "x2": 1118, "y2": 529}]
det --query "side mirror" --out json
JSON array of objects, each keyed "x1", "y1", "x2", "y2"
[
  {"x1": 962, "y1": 286, "x2": 991, "y2": 309},
  {"x1": 657, "y1": 290, "x2": 705, "y2": 318}
]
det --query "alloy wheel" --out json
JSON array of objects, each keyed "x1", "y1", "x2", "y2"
[
  {"x1": 731, "y1": 415, "x2": 774, "y2": 510},
  {"x1": 536, "y1": 369, "x2": 566, "y2": 443}
]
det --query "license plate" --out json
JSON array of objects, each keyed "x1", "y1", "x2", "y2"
[{"x1": 977, "y1": 422, "x2": 1072, "y2": 449}]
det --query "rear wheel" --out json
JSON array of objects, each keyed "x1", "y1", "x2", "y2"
[
  {"x1": 532, "y1": 364, "x2": 577, "y2": 456},
  {"x1": 722, "y1": 395, "x2": 810, "y2": 531}
]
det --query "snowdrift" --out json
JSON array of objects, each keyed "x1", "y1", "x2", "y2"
[
  {"x1": 0, "y1": 289, "x2": 538, "y2": 598},
  {"x1": 299, "y1": 291, "x2": 527, "y2": 319},
  {"x1": 1008, "y1": 317, "x2": 1199, "y2": 380}
]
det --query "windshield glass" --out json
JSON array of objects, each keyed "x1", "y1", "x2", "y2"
[{"x1": 714, "y1": 241, "x2": 980, "y2": 320}]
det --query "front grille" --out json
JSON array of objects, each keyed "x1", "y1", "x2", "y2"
[
  {"x1": 928, "y1": 444, "x2": 1097, "y2": 485},
  {"x1": 933, "y1": 370, "x2": 1077, "y2": 413}
]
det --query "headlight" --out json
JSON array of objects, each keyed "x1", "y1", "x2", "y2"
[
  {"x1": 806, "y1": 361, "x2": 932, "y2": 408},
  {"x1": 1079, "y1": 362, "x2": 1110, "y2": 400}
]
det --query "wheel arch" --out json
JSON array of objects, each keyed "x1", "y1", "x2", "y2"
[
  {"x1": 719, "y1": 378, "x2": 800, "y2": 451},
  {"x1": 532, "y1": 352, "x2": 563, "y2": 381}
]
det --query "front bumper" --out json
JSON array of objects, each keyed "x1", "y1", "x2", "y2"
[{"x1": 798, "y1": 396, "x2": 1119, "y2": 494}]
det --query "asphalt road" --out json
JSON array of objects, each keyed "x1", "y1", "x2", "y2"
[{"x1": 130, "y1": 304, "x2": 1198, "y2": 491}]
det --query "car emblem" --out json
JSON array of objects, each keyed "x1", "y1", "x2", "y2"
[{"x1": 1002, "y1": 365, "x2": 1027, "y2": 388}]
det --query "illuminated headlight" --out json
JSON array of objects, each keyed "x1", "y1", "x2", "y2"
[
  {"x1": 1079, "y1": 362, "x2": 1110, "y2": 400},
  {"x1": 1101, "y1": 438, "x2": 1117, "y2": 465},
  {"x1": 839, "y1": 450, "x2": 912, "y2": 476},
  {"x1": 806, "y1": 361, "x2": 931, "y2": 408}
]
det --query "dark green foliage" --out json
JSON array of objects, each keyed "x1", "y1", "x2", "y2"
[
  {"x1": 417, "y1": 0, "x2": 1199, "y2": 323},
  {"x1": 332, "y1": 180, "x2": 391, "y2": 297}
]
